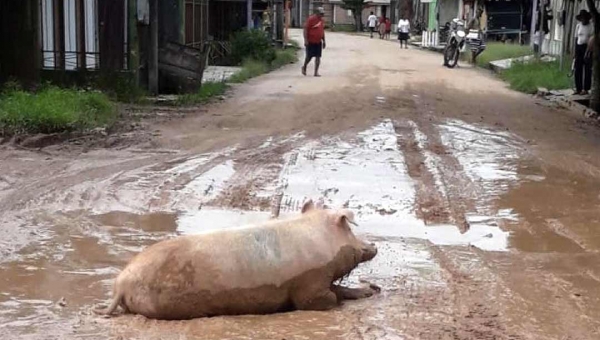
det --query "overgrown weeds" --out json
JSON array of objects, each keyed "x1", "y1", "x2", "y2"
[
  {"x1": 229, "y1": 48, "x2": 298, "y2": 83},
  {"x1": 0, "y1": 86, "x2": 116, "y2": 136},
  {"x1": 177, "y1": 82, "x2": 229, "y2": 105},
  {"x1": 500, "y1": 60, "x2": 571, "y2": 94}
]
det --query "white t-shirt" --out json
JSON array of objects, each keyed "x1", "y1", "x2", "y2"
[
  {"x1": 398, "y1": 19, "x2": 410, "y2": 33},
  {"x1": 368, "y1": 15, "x2": 378, "y2": 28},
  {"x1": 576, "y1": 23, "x2": 593, "y2": 45}
]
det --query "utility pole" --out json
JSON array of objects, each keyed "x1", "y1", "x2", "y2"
[
  {"x1": 284, "y1": 0, "x2": 291, "y2": 47},
  {"x1": 149, "y1": 0, "x2": 158, "y2": 95},
  {"x1": 530, "y1": 0, "x2": 538, "y2": 49}
]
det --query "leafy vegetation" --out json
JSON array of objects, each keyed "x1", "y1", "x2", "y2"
[
  {"x1": 229, "y1": 48, "x2": 298, "y2": 83},
  {"x1": 229, "y1": 60, "x2": 271, "y2": 83},
  {"x1": 0, "y1": 86, "x2": 116, "y2": 135},
  {"x1": 230, "y1": 30, "x2": 277, "y2": 65},
  {"x1": 177, "y1": 82, "x2": 229, "y2": 105},
  {"x1": 271, "y1": 48, "x2": 298, "y2": 69},
  {"x1": 500, "y1": 61, "x2": 571, "y2": 94}
]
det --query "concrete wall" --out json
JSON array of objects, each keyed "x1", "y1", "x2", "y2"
[
  {"x1": 331, "y1": 5, "x2": 390, "y2": 27},
  {"x1": 438, "y1": 0, "x2": 459, "y2": 26}
]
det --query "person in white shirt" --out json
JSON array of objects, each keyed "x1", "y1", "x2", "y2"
[
  {"x1": 367, "y1": 12, "x2": 378, "y2": 38},
  {"x1": 574, "y1": 9, "x2": 594, "y2": 95},
  {"x1": 397, "y1": 17, "x2": 410, "y2": 49}
]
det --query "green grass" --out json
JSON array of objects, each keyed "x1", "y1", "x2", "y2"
[
  {"x1": 177, "y1": 82, "x2": 229, "y2": 106},
  {"x1": 500, "y1": 60, "x2": 571, "y2": 94},
  {"x1": 0, "y1": 86, "x2": 116, "y2": 135},
  {"x1": 229, "y1": 48, "x2": 298, "y2": 83},
  {"x1": 229, "y1": 59, "x2": 271, "y2": 83},
  {"x1": 476, "y1": 42, "x2": 532, "y2": 67},
  {"x1": 271, "y1": 48, "x2": 298, "y2": 69}
]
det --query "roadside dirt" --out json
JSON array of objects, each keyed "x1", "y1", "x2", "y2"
[{"x1": 2, "y1": 30, "x2": 600, "y2": 339}]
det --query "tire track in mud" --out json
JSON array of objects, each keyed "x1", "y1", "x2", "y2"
[
  {"x1": 394, "y1": 119, "x2": 474, "y2": 232},
  {"x1": 395, "y1": 120, "x2": 452, "y2": 226},
  {"x1": 206, "y1": 135, "x2": 305, "y2": 214}
]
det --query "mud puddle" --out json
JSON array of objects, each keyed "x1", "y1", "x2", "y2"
[{"x1": 0, "y1": 118, "x2": 565, "y2": 339}]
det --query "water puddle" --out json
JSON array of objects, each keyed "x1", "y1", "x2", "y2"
[{"x1": 0, "y1": 118, "x2": 534, "y2": 338}]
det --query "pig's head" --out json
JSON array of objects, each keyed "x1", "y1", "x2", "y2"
[{"x1": 302, "y1": 200, "x2": 377, "y2": 279}]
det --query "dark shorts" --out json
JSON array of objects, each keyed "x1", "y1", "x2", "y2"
[
  {"x1": 398, "y1": 32, "x2": 409, "y2": 41},
  {"x1": 306, "y1": 43, "x2": 322, "y2": 58}
]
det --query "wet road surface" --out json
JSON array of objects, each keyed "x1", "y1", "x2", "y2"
[{"x1": 2, "y1": 30, "x2": 600, "y2": 339}]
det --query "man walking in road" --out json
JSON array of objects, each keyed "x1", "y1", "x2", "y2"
[
  {"x1": 367, "y1": 12, "x2": 378, "y2": 38},
  {"x1": 302, "y1": 7, "x2": 326, "y2": 77}
]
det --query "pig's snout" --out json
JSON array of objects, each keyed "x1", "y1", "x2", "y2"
[{"x1": 360, "y1": 242, "x2": 377, "y2": 262}]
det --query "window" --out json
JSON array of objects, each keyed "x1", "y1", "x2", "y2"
[
  {"x1": 40, "y1": 0, "x2": 127, "y2": 70},
  {"x1": 185, "y1": 0, "x2": 208, "y2": 47}
]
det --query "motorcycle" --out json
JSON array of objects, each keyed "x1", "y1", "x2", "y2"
[{"x1": 443, "y1": 18, "x2": 466, "y2": 68}]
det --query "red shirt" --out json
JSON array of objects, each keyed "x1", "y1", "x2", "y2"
[
  {"x1": 385, "y1": 19, "x2": 391, "y2": 30},
  {"x1": 305, "y1": 14, "x2": 324, "y2": 44}
]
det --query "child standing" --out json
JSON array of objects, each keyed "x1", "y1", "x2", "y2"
[{"x1": 397, "y1": 17, "x2": 410, "y2": 49}]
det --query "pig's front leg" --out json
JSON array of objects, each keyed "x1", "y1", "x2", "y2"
[
  {"x1": 331, "y1": 283, "x2": 381, "y2": 300},
  {"x1": 293, "y1": 289, "x2": 339, "y2": 310}
]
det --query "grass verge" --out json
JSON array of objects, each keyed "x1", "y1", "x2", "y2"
[
  {"x1": 177, "y1": 82, "x2": 229, "y2": 105},
  {"x1": 0, "y1": 86, "x2": 116, "y2": 135},
  {"x1": 229, "y1": 48, "x2": 298, "y2": 83},
  {"x1": 476, "y1": 42, "x2": 532, "y2": 68},
  {"x1": 500, "y1": 60, "x2": 571, "y2": 94}
]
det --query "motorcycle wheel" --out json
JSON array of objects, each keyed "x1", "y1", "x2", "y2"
[
  {"x1": 447, "y1": 45, "x2": 460, "y2": 68},
  {"x1": 444, "y1": 44, "x2": 458, "y2": 68}
]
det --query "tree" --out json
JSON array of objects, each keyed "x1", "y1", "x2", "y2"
[
  {"x1": 585, "y1": 0, "x2": 600, "y2": 111},
  {"x1": 341, "y1": 0, "x2": 369, "y2": 32}
]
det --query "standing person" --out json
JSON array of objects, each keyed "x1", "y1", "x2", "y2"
[
  {"x1": 302, "y1": 7, "x2": 326, "y2": 77},
  {"x1": 367, "y1": 12, "x2": 378, "y2": 38},
  {"x1": 466, "y1": 7, "x2": 486, "y2": 66},
  {"x1": 384, "y1": 17, "x2": 392, "y2": 39},
  {"x1": 378, "y1": 16, "x2": 386, "y2": 39},
  {"x1": 397, "y1": 16, "x2": 410, "y2": 49},
  {"x1": 533, "y1": 1, "x2": 553, "y2": 56},
  {"x1": 574, "y1": 10, "x2": 593, "y2": 95}
]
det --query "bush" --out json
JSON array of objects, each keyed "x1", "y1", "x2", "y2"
[
  {"x1": 177, "y1": 82, "x2": 229, "y2": 105},
  {"x1": 271, "y1": 49, "x2": 298, "y2": 69},
  {"x1": 500, "y1": 60, "x2": 571, "y2": 94},
  {"x1": 0, "y1": 86, "x2": 116, "y2": 135},
  {"x1": 230, "y1": 30, "x2": 276, "y2": 65}
]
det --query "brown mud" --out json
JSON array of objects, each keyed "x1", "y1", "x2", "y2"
[{"x1": 2, "y1": 30, "x2": 600, "y2": 339}]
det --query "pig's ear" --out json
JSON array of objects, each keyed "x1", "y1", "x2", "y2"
[
  {"x1": 336, "y1": 210, "x2": 359, "y2": 227},
  {"x1": 301, "y1": 199, "x2": 315, "y2": 214}
]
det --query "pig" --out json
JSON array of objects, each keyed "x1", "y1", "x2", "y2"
[{"x1": 94, "y1": 200, "x2": 378, "y2": 320}]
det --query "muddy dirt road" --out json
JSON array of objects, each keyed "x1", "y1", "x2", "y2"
[{"x1": 2, "y1": 30, "x2": 600, "y2": 339}]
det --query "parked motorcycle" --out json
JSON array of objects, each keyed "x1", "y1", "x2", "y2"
[{"x1": 443, "y1": 18, "x2": 466, "y2": 68}]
